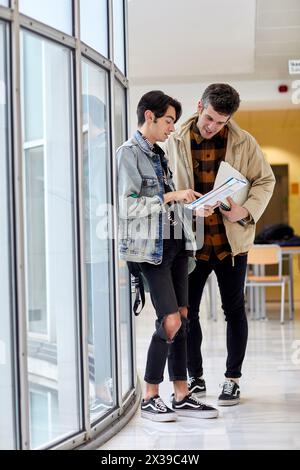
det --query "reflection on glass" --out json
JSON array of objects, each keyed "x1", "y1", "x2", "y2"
[
  {"x1": 113, "y1": 0, "x2": 125, "y2": 73},
  {"x1": 0, "y1": 21, "x2": 15, "y2": 451},
  {"x1": 80, "y1": 0, "x2": 108, "y2": 57},
  {"x1": 19, "y1": 0, "x2": 72, "y2": 35},
  {"x1": 29, "y1": 389, "x2": 58, "y2": 447},
  {"x1": 21, "y1": 30, "x2": 79, "y2": 449},
  {"x1": 82, "y1": 59, "x2": 114, "y2": 420},
  {"x1": 23, "y1": 34, "x2": 43, "y2": 142},
  {"x1": 114, "y1": 80, "x2": 132, "y2": 397},
  {"x1": 25, "y1": 147, "x2": 47, "y2": 335}
]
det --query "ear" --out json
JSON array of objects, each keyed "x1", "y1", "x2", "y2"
[
  {"x1": 197, "y1": 100, "x2": 203, "y2": 114},
  {"x1": 144, "y1": 110, "x2": 154, "y2": 122}
]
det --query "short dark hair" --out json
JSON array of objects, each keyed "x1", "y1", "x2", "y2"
[
  {"x1": 201, "y1": 83, "x2": 240, "y2": 116},
  {"x1": 137, "y1": 90, "x2": 182, "y2": 126}
]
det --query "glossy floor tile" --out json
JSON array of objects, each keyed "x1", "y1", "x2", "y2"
[{"x1": 100, "y1": 297, "x2": 300, "y2": 450}]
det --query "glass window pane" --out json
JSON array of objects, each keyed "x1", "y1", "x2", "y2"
[
  {"x1": 113, "y1": 0, "x2": 125, "y2": 73},
  {"x1": 82, "y1": 59, "x2": 114, "y2": 421},
  {"x1": 19, "y1": 0, "x2": 72, "y2": 35},
  {"x1": 22, "y1": 33, "x2": 43, "y2": 142},
  {"x1": 0, "y1": 1, "x2": 9, "y2": 6},
  {"x1": 21, "y1": 30, "x2": 79, "y2": 449},
  {"x1": 0, "y1": 21, "x2": 15, "y2": 450},
  {"x1": 114, "y1": 80, "x2": 126, "y2": 149},
  {"x1": 80, "y1": 0, "x2": 108, "y2": 57},
  {"x1": 25, "y1": 146, "x2": 47, "y2": 335},
  {"x1": 114, "y1": 80, "x2": 132, "y2": 397}
]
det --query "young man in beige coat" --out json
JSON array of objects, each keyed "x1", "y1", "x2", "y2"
[{"x1": 164, "y1": 83, "x2": 275, "y2": 406}]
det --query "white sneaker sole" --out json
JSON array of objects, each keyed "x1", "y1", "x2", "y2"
[
  {"x1": 189, "y1": 390, "x2": 206, "y2": 398},
  {"x1": 173, "y1": 409, "x2": 219, "y2": 419},
  {"x1": 141, "y1": 411, "x2": 178, "y2": 422},
  {"x1": 218, "y1": 398, "x2": 240, "y2": 406}
]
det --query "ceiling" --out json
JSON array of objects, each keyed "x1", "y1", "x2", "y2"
[{"x1": 128, "y1": 0, "x2": 300, "y2": 85}]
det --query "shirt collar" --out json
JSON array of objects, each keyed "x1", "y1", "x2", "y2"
[
  {"x1": 137, "y1": 130, "x2": 154, "y2": 151},
  {"x1": 191, "y1": 119, "x2": 204, "y2": 144}
]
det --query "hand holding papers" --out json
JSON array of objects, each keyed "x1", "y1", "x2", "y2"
[
  {"x1": 213, "y1": 162, "x2": 250, "y2": 226},
  {"x1": 214, "y1": 161, "x2": 250, "y2": 206},
  {"x1": 185, "y1": 177, "x2": 248, "y2": 211},
  {"x1": 219, "y1": 197, "x2": 248, "y2": 226}
]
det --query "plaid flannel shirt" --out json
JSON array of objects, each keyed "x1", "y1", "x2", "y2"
[{"x1": 190, "y1": 119, "x2": 231, "y2": 261}]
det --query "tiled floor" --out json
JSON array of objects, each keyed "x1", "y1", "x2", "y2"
[{"x1": 100, "y1": 297, "x2": 300, "y2": 450}]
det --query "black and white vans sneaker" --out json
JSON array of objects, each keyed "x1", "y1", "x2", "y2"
[
  {"x1": 188, "y1": 377, "x2": 206, "y2": 397},
  {"x1": 172, "y1": 393, "x2": 219, "y2": 419},
  {"x1": 169, "y1": 377, "x2": 206, "y2": 403},
  {"x1": 218, "y1": 380, "x2": 240, "y2": 406},
  {"x1": 141, "y1": 395, "x2": 177, "y2": 422}
]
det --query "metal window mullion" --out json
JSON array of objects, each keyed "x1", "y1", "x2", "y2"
[
  {"x1": 19, "y1": 14, "x2": 76, "y2": 49},
  {"x1": 123, "y1": 0, "x2": 128, "y2": 79},
  {"x1": 11, "y1": 0, "x2": 30, "y2": 450},
  {"x1": 122, "y1": 0, "x2": 136, "y2": 390},
  {"x1": 108, "y1": 0, "x2": 123, "y2": 409},
  {"x1": 73, "y1": 0, "x2": 91, "y2": 439},
  {"x1": 80, "y1": 42, "x2": 111, "y2": 71},
  {"x1": 0, "y1": 5, "x2": 13, "y2": 21},
  {"x1": 5, "y1": 16, "x2": 20, "y2": 451}
]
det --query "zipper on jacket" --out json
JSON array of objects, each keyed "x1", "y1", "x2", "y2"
[{"x1": 231, "y1": 254, "x2": 235, "y2": 267}]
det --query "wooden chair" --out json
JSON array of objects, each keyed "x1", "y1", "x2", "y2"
[{"x1": 245, "y1": 244, "x2": 292, "y2": 324}]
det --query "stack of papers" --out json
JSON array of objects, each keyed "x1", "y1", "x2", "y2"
[
  {"x1": 213, "y1": 161, "x2": 249, "y2": 206},
  {"x1": 186, "y1": 177, "x2": 248, "y2": 210}
]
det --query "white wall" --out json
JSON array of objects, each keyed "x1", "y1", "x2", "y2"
[{"x1": 128, "y1": 79, "x2": 298, "y2": 133}]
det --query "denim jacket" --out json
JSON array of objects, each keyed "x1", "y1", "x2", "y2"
[{"x1": 117, "y1": 131, "x2": 196, "y2": 264}]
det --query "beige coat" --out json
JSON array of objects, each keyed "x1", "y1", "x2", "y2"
[{"x1": 164, "y1": 113, "x2": 276, "y2": 256}]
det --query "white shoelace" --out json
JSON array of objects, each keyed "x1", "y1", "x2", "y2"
[
  {"x1": 189, "y1": 393, "x2": 204, "y2": 405},
  {"x1": 188, "y1": 377, "x2": 196, "y2": 387},
  {"x1": 154, "y1": 397, "x2": 167, "y2": 411},
  {"x1": 222, "y1": 380, "x2": 235, "y2": 395}
]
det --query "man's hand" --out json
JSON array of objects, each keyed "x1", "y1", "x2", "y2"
[{"x1": 219, "y1": 197, "x2": 249, "y2": 223}]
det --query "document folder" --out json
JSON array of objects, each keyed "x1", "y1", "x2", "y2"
[
  {"x1": 213, "y1": 161, "x2": 250, "y2": 206},
  {"x1": 186, "y1": 177, "x2": 248, "y2": 210}
]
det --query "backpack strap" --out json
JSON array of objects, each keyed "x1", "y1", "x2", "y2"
[
  {"x1": 132, "y1": 271, "x2": 145, "y2": 316},
  {"x1": 126, "y1": 262, "x2": 145, "y2": 316}
]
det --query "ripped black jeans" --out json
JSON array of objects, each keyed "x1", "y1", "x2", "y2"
[{"x1": 139, "y1": 236, "x2": 189, "y2": 384}]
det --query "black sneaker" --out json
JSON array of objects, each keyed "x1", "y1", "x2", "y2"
[
  {"x1": 218, "y1": 380, "x2": 240, "y2": 406},
  {"x1": 172, "y1": 393, "x2": 219, "y2": 418},
  {"x1": 169, "y1": 377, "x2": 206, "y2": 403},
  {"x1": 141, "y1": 395, "x2": 177, "y2": 422},
  {"x1": 188, "y1": 377, "x2": 206, "y2": 397}
]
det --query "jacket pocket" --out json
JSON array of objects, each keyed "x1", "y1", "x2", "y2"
[{"x1": 140, "y1": 175, "x2": 159, "y2": 197}]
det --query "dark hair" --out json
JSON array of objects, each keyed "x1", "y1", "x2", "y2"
[
  {"x1": 137, "y1": 90, "x2": 182, "y2": 126},
  {"x1": 201, "y1": 83, "x2": 240, "y2": 116},
  {"x1": 82, "y1": 94, "x2": 106, "y2": 129}
]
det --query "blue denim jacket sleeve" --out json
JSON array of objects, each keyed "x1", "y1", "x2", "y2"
[{"x1": 117, "y1": 144, "x2": 166, "y2": 220}]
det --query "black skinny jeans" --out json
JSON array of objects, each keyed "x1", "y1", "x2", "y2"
[
  {"x1": 139, "y1": 237, "x2": 189, "y2": 385},
  {"x1": 187, "y1": 252, "x2": 248, "y2": 379}
]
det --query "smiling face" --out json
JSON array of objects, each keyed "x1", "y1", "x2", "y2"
[
  {"x1": 196, "y1": 102, "x2": 230, "y2": 139},
  {"x1": 143, "y1": 105, "x2": 176, "y2": 144}
]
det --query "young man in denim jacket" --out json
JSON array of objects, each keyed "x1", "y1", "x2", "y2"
[{"x1": 117, "y1": 90, "x2": 219, "y2": 421}]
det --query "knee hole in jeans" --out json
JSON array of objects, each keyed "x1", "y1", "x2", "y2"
[{"x1": 163, "y1": 312, "x2": 182, "y2": 341}]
